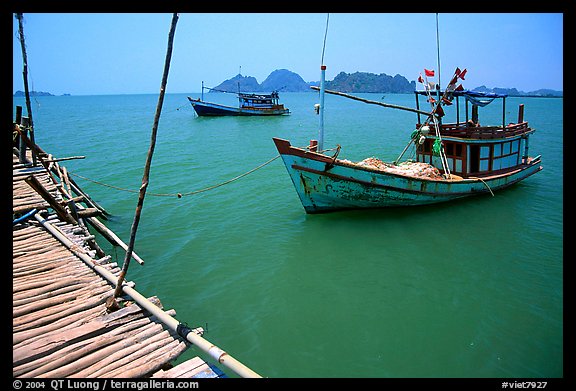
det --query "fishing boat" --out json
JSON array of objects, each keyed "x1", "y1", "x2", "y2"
[
  {"x1": 272, "y1": 66, "x2": 543, "y2": 214},
  {"x1": 187, "y1": 84, "x2": 289, "y2": 116}
]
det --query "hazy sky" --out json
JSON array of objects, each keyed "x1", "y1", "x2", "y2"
[{"x1": 12, "y1": 13, "x2": 563, "y2": 95}]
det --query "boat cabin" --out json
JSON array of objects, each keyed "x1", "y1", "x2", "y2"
[
  {"x1": 239, "y1": 91, "x2": 284, "y2": 109},
  {"x1": 413, "y1": 90, "x2": 536, "y2": 178}
]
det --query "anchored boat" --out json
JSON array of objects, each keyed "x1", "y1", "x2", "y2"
[
  {"x1": 188, "y1": 84, "x2": 289, "y2": 116},
  {"x1": 273, "y1": 66, "x2": 542, "y2": 214}
]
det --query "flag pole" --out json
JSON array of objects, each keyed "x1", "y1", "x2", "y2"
[
  {"x1": 436, "y1": 13, "x2": 441, "y2": 89},
  {"x1": 318, "y1": 13, "x2": 330, "y2": 152}
]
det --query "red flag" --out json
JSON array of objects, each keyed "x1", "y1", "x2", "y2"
[
  {"x1": 458, "y1": 69, "x2": 467, "y2": 80},
  {"x1": 455, "y1": 84, "x2": 464, "y2": 91},
  {"x1": 442, "y1": 97, "x2": 453, "y2": 106},
  {"x1": 425, "y1": 69, "x2": 435, "y2": 77},
  {"x1": 418, "y1": 75, "x2": 424, "y2": 83},
  {"x1": 435, "y1": 105, "x2": 445, "y2": 117},
  {"x1": 455, "y1": 67, "x2": 461, "y2": 76},
  {"x1": 428, "y1": 97, "x2": 436, "y2": 104}
]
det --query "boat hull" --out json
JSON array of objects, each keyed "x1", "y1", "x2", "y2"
[
  {"x1": 189, "y1": 99, "x2": 289, "y2": 116},
  {"x1": 273, "y1": 138, "x2": 543, "y2": 213}
]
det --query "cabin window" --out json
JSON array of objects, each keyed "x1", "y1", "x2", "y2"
[
  {"x1": 491, "y1": 139, "x2": 521, "y2": 171},
  {"x1": 511, "y1": 140, "x2": 519, "y2": 153},
  {"x1": 468, "y1": 144, "x2": 492, "y2": 173},
  {"x1": 493, "y1": 157, "x2": 502, "y2": 170},
  {"x1": 455, "y1": 159, "x2": 462, "y2": 172},
  {"x1": 441, "y1": 141, "x2": 465, "y2": 175}
]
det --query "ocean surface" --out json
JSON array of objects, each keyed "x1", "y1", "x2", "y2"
[{"x1": 12, "y1": 91, "x2": 563, "y2": 379}]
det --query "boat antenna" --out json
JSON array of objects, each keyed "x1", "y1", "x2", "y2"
[
  {"x1": 436, "y1": 13, "x2": 441, "y2": 88},
  {"x1": 318, "y1": 13, "x2": 330, "y2": 152},
  {"x1": 321, "y1": 13, "x2": 329, "y2": 65}
]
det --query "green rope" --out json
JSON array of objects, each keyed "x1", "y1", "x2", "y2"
[{"x1": 69, "y1": 154, "x2": 280, "y2": 199}]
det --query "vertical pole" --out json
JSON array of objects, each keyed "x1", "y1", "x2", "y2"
[
  {"x1": 15, "y1": 13, "x2": 37, "y2": 166},
  {"x1": 415, "y1": 92, "x2": 421, "y2": 125},
  {"x1": 502, "y1": 96, "x2": 506, "y2": 130},
  {"x1": 15, "y1": 106, "x2": 27, "y2": 161},
  {"x1": 109, "y1": 13, "x2": 179, "y2": 307},
  {"x1": 201, "y1": 81, "x2": 204, "y2": 101},
  {"x1": 318, "y1": 65, "x2": 326, "y2": 152},
  {"x1": 436, "y1": 13, "x2": 441, "y2": 89},
  {"x1": 15, "y1": 105, "x2": 23, "y2": 124},
  {"x1": 436, "y1": 84, "x2": 442, "y2": 126},
  {"x1": 518, "y1": 104, "x2": 524, "y2": 123},
  {"x1": 472, "y1": 104, "x2": 478, "y2": 125},
  {"x1": 456, "y1": 96, "x2": 460, "y2": 126}
]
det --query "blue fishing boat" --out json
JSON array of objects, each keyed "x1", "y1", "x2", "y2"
[
  {"x1": 273, "y1": 67, "x2": 542, "y2": 214},
  {"x1": 187, "y1": 84, "x2": 289, "y2": 116}
]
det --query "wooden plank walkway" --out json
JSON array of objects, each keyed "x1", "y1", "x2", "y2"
[{"x1": 12, "y1": 144, "x2": 226, "y2": 378}]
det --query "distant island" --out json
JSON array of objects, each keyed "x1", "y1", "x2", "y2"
[
  {"x1": 209, "y1": 69, "x2": 563, "y2": 97},
  {"x1": 13, "y1": 90, "x2": 71, "y2": 97}
]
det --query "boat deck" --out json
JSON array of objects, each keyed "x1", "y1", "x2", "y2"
[{"x1": 12, "y1": 149, "x2": 225, "y2": 378}]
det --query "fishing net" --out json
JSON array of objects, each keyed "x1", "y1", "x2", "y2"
[{"x1": 351, "y1": 157, "x2": 444, "y2": 179}]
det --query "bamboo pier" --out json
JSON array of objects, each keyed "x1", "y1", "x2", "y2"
[{"x1": 12, "y1": 121, "x2": 258, "y2": 378}]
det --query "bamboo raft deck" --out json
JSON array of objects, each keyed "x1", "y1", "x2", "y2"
[{"x1": 12, "y1": 147, "x2": 226, "y2": 378}]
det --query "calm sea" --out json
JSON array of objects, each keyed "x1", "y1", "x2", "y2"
[{"x1": 13, "y1": 91, "x2": 563, "y2": 379}]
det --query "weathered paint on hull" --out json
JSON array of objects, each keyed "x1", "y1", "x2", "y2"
[
  {"x1": 191, "y1": 101, "x2": 289, "y2": 116},
  {"x1": 274, "y1": 139, "x2": 542, "y2": 214}
]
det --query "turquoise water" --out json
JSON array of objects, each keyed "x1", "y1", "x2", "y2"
[{"x1": 13, "y1": 92, "x2": 563, "y2": 378}]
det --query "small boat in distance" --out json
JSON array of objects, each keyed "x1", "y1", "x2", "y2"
[
  {"x1": 187, "y1": 83, "x2": 290, "y2": 116},
  {"x1": 272, "y1": 66, "x2": 543, "y2": 214}
]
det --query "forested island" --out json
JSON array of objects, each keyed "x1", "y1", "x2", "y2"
[{"x1": 210, "y1": 69, "x2": 562, "y2": 97}]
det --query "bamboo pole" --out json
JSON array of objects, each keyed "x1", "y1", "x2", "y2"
[
  {"x1": 24, "y1": 175, "x2": 76, "y2": 225},
  {"x1": 310, "y1": 85, "x2": 433, "y2": 117},
  {"x1": 84, "y1": 214, "x2": 145, "y2": 265},
  {"x1": 15, "y1": 14, "x2": 37, "y2": 166},
  {"x1": 34, "y1": 212, "x2": 262, "y2": 378},
  {"x1": 15, "y1": 128, "x2": 110, "y2": 218},
  {"x1": 110, "y1": 13, "x2": 179, "y2": 304}
]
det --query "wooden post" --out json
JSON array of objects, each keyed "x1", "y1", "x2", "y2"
[
  {"x1": 109, "y1": 13, "x2": 179, "y2": 308},
  {"x1": 15, "y1": 105, "x2": 23, "y2": 124},
  {"x1": 15, "y1": 106, "x2": 27, "y2": 162},
  {"x1": 309, "y1": 139, "x2": 318, "y2": 152},
  {"x1": 518, "y1": 104, "x2": 524, "y2": 123},
  {"x1": 15, "y1": 13, "x2": 37, "y2": 166},
  {"x1": 471, "y1": 104, "x2": 478, "y2": 125}
]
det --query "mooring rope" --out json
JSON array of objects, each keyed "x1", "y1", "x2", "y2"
[
  {"x1": 69, "y1": 154, "x2": 281, "y2": 198},
  {"x1": 469, "y1": 176, "x2": 495, "y2": 196}
]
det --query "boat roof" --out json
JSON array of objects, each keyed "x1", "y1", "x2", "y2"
[{"x1": 239, "y1": 92, "x2": 279, "y2": 99}]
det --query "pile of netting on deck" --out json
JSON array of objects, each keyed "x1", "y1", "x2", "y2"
[{"x1": 341, "y1": 157, "x2": 444, "y2": 179}]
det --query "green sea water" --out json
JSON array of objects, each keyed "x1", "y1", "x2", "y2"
[{"x1": 12, "y1": 92, "x2": 563, "y2": 379}]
